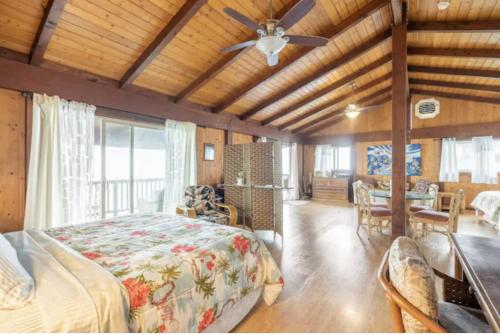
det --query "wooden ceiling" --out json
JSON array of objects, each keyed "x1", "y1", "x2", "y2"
[{"x1": 0, "y1": 0, "x2": 499, "y2": 137}]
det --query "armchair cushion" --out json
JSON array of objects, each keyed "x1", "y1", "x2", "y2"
[
  {"x1": 438, "y1": 302, "x2": 491, "y2": 333},
  {"x1": 371, "y1": 207, "x2": 392, "y2": 217},
  {"x1": 409, "y1": 205, "x2": 431, "y2": 213},
  {"x1": 389, "y1": 237, "x2": 438, "y2": 333},
  {"x1": 414, "y1": 209, "x2": 449, "y2": 222},
  {"x1": 184, "y1": 185, "x2": 216, "y2": 215},
  {"x1": 197, "y1": 210, "x2": 228, "y2": 225}
]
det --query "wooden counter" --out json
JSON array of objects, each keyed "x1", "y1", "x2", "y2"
[{"x1": 312, "y1": 177, "x2": 349, "y2": 202}]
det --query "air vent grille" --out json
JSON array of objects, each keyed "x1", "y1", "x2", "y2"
[{"x1": 415, "y1": 98, "x2": 440, "y2": 119}]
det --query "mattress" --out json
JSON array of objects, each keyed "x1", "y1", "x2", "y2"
[{"x1": 0, "y1": 213, "x2": 283, "y2": 332}]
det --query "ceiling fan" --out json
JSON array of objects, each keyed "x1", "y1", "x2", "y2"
[
  {"x1": 221, "y1": 0, "x2": 329, "y2": 66},
  {"x1": 344, "y1": 83, "x2": 384, "y2": 118}
]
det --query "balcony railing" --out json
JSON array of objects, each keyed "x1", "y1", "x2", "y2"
[{"x1": 88, "y1": 177, "x2": 165, "y2": 220}]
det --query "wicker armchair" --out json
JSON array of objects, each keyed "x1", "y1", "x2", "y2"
[
  {"x1": 176, "y1": 185, "x2": 237, "y2": 226},
  {"x1": 378, "y1": 239, "x2": 490, "y2": 333}
]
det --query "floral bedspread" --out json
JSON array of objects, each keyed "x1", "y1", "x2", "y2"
[
  {"x1": 471, "y1": 191, "x2": 500, "y2": 229},
  {"x1": 44, "y1": 213, "x2": 283, "y2": 332}
]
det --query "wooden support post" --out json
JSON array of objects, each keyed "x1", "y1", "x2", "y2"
[
  {"x1": 225, "y1": 129, "x2": 233, "y2": 145},
  {"x1": 391, "y1": 3, "x2": 408, "y2": 238}
]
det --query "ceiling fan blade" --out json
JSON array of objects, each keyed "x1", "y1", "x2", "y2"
[
  {"x1": 223, "y1": 8, "x2": 260, "y2": 31},
  {"x1": 278, "y1": 0, "x2": 315, "y2": 30},
  {"x1": 357, "y1": 104, "x2": 385, "y2": 112},
  {"x1": 267, "y1": 53, "x2": 279, "y2": 66},
  {"x1": 286, "y1": 35, "x2": 329, "y2": 47},
  {"x1": 220, "y1": 40, "x2": 256, "y2": 53}
]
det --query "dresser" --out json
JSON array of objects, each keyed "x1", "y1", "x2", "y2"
[{"x1": 312, "y1": 177, "x2": 350, "y2": 202}]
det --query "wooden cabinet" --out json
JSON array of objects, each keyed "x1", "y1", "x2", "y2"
[{"x1": 312, "y1": 177, "x2": 349, "y2": 202}]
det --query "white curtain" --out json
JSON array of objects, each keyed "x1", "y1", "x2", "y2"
[
  {"x1": 163, "y1": 120, "x2": 197, "y2": 213},
  {"x1": 284, "y1": 143, "x2": 300, "y2": 201},
  {"x1": 24, "y1": 94, "x2": 95, "y2": 230},
  {"x1": 439, "y1": 138, "x2": 459, "y2": 182},
  {"x1": 471, "y1": 136, "x2": 497, "y2": 184},
  {"x1": 314, "y1": 145, "x2": 335, "y2": 176}
]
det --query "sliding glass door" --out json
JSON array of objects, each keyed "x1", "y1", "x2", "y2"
[{"x1": 90, "y1": 118, "x2": 165, "y2": 220}]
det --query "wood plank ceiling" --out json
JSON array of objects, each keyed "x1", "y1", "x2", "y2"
[{"x1": 0, "y1": 0, "x2": 498, "y2": 137}]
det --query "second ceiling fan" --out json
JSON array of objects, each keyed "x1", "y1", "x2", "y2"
[{"x1": 221, "y1": 0, "x2": 329, "y2": 66}]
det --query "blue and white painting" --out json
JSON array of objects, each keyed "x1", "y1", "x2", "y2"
[{"x1": 367, "y1": 144, "x2": 422, "y2": 176}]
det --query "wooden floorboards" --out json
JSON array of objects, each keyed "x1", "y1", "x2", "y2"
[{"x1": 235, "y1": 201, "x2": 499, "y2": 332}]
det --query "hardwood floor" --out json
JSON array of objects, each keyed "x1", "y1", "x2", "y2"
[{"x1": 235, "y1": 201, "x2": 499, "y2": 332}]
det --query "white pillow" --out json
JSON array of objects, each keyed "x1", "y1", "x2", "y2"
[{"x1": 0, "y1": 234, "x2": 34, "y2": 309}]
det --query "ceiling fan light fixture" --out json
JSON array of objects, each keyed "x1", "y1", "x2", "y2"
[
  {"x1": 256, "y1": 36, "x2": 287, "y2": 56},
  {"x1": 345, "y1": 104, "x2": 360, "y2": 119},
  {"x1": 437, "y1": 1, "x2": 450, "y2": 10}
]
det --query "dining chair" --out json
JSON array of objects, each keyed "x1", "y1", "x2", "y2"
[
  {"x1": 409, "y1": 189, "x2": 464, "y2": 245},
  {"x1": 356, "y1": 185, "x2": 392, "y2": 239},
  {"x1": 409, "y1": 183, "x2": 439, "y2": 213},
  {"x1": 378, "y1": 237, "x2": 490, "y2": 333}
]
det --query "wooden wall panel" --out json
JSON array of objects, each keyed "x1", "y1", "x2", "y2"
[
  {"x1": 231, "y1": 132, "x2": 253, "y2": 145},
  {"x1": 196, "y1": 126, "x2": 224, "y2": 186},
  {"x1": 310, "y1": 96, "x2": 500, "y2": 137},
  {"x1": 0, "y1": 88, "x2": 25, "y2": 233}
]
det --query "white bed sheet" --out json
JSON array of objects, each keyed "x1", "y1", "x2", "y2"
[
  {"x1": 0, "y1": 231, "x2": 129, "y2": 333},
  {"x1": 470, "y1": 191, "x2": 500, "y2": 230}
]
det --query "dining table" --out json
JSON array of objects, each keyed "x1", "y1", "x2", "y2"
[{"x1": 369, "y1": 189, "x2": 435, "y2": 213}]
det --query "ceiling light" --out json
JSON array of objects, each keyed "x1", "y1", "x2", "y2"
[
  {"x1": 345, "y1": 104, "x2": 360, "y2": 119},
  {"x1": 437, "y1": 1, "x2": 450, "y2": 10},
  {"x1": 255, "y1": 36, "x2": 288, "y2": 56}
]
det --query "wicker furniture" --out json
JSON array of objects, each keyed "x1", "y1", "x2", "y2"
[
  {"x1": 356, "y1": 185, "x2": 392, "y2": 239},
  {"x1": 223, "y1": 142, "x2": 283, "y2": 235},
  {"x1": 409, "y1": 183, "x2": 439, "y2": 212},
  {"x1": 409, "y1": 190, "x2": 464, "y2": 245},
  {"x1": 176, "y1": 185, "x2": 238, "y2": 226},
  {"x1": 378, "y1": 237, "x2": 490, "y2": 333}
]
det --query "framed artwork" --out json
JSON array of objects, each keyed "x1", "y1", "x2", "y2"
[
  {"x1": 204, "y1": 143, "x2": 215, "y2": 161},
  {"x1": 367, "y1": 144, "x2": 422, "y2": 176}
]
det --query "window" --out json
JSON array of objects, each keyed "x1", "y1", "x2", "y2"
[
  {"x1": 314, "y1": 145, "x2": 351, "y2": 176},
  {"x1": 456, "y1": 139, "x2": 500, "y2": 173},
  {"x1": 91, "y1": 118, "x2": 165, "y2": 220}
]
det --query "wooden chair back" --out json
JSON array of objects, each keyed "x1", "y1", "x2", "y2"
[
  {"x1": 357, "y1": 184, "x2": 372, "y2": 214},
  {"x1": 448, "y1": 189, "x2": 464, "y2": 232},
  {"x1": 377, "y1": 251, "x2": 447, "y2": 333}
]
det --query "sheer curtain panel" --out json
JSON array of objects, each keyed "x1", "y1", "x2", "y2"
[
  {"x1": 163, "y1": 120, "x2": 197, "y2": 213},
  {"x1": 314, "y1": 145, "x2": 334, "y2": 176},
  {"x1": 24, "y1": 94, "x2": 95, "y2": 230},
  {"x1": 289, "y1": 143, "x2": 300, "y2": 200},
  {"x1": 439, "y1": 138, "x2": 459, "y2": 182},
  {"x1": 471, "y1": 136, "x2": 497, "y2": 184}
]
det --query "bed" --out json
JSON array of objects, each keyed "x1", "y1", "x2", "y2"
[
  {"x1": 470, "y1": 191, "x2": 500, "y2": 232},
  {"x1": 0, "y1": 213, "x2": 283, "y2": 333}
]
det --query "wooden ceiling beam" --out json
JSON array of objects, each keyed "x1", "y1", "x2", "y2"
[
  {"x1": 239, "y1": 29, "x2": 392, "y2": 120},
  {"x1": 292, "y1": 86, "x2": 392, "y2": 133},
  {"x1": 262, "y1": 54, "x2": 392, "y2": 126},
  {"x1": 409, "y1": 78, "x2": 500, "y2": 93},
  {"x1": 303, "y1": 94, "x2": 393, "y2": 135},
  {"x1": 302, "y1": 121, "x2": 500, "y2": 145},
  {"x1": 410, "y1": 88, "x2": 500, "y2": 105},
  {"x1": 29, "y1": 0, "x2": 68, "y2": 65},
  {"x1": 0, "y1": 56, "x2": 300, "y2": 142},
  {"x1": 408, "y1": 21, "x2": 500, "y2": 33},
  {"x1": 174, "y1": 0, "x2": 299, "y2": 103},
  {"x1": 408, "y1": 65, "x2": 500, "y2": 79},
  {"x1": 390, "y1": 0, "x2": 403, "y2": 25},
  {"x1": 213, "y1": 0, "x2": 391, "y2": 114},
  {"x1": 119, "y1": 0, "x2": 207, "y2": 88},
  {"x1": 277, "y1": 71, "x2": 392, "y2": 130},
  {"x1": 408, "y1": 47, "x2": 500, "y2": 59}
]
